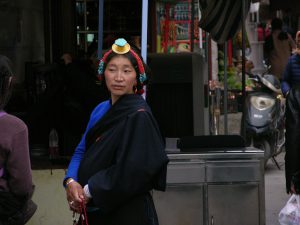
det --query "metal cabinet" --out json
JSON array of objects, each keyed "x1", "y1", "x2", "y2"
[
  {"x1": 207, "y1": 184, "x2": 259, "y2": 225},
  {"x1": 153, "y1": 160, "x2": 205, "y2": 225},
  {"x1": 154, "y1": 185, "x2": 204, "y2": 225},
  {"x1": 205, "y1": 159, "x2": 263, "y2": 225},
  {"x1": 153, "y1": 148, "x2": 265, "y2": 225}
]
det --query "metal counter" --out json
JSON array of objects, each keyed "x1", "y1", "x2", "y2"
[{"x1": 153, "y1": 147, "x2": 265, "y2": 225}]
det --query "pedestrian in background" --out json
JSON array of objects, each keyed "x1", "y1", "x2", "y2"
[
  {"x1": 264, "y1": 17, "x2": 296, "y2": 80},
  {"x1": 63, "y1": 38, "x2": 169, "y2": 225},
  {"x1": 0, "y1": 55, "x2": 37, "y2": 224},
  {"x1": 281, "y1": 31, "x2": 300, "y2": 194}
]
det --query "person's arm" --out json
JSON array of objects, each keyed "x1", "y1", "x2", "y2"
[
  {"x1": 64, "y1": 100, "x2": 111, "y2": 211},
  {"x1": 288, "y1": 34, "x2": 296, "y2": 52},
  {"x1": 264, "y1": 35, "x2": 273, "y2": 61},
  {"x1": 7, "y1": 126, "x2": 33, "y2": 197},
  {"x1": 64, "y1": 100, "x2": 111, "y2": 184},
  {"x1": 281, "y1": 57, "x2": 292, "y2": 97},
  {"x1": 63, "y1": 113, "x2": 97, "y2": 212}
]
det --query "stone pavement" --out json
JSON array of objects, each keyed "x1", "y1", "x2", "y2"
[
  {"x1": 265, "y1": 151, "x2": 290, "y2": 225},
  {"x1": 28, "y1": 152, "x2": 290, "y2": 225}
]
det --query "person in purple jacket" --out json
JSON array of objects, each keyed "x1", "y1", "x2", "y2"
[
  {"x1": 0, "y1": 55, "x2": 37, "y2": 224},
  {"x1": 281, "y1": 31, "x2": 300, "y2": 195}
]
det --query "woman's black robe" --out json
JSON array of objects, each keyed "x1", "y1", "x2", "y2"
[{"x1": 78, "y1": 94, "x2": 169, "y2": 225}]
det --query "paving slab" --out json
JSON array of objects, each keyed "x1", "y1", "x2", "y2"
[{"x1": 265, "y1": 151, "x2": 290, "y2": 225}]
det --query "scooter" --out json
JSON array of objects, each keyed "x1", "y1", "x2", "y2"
[{"x1": 242, "y1": 71, "x2": 285, "y2": 168}]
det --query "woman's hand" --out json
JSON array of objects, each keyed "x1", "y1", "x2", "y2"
[{"x1": 65, "y1": 180, "x2": 85, "y2": 213}]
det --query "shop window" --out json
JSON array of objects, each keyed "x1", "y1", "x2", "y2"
[
  {"x1": 75, "y1": 0, "x2": 142, "y2": 56},
  {"x1": 155, "y1": 0, "x2": 203, "y2": 53},
  {"x1": 103, "y1": 0, "x2": 142, "y2": 49},
  {"x1": 75, "y1": 0, "x2": 99, "y2": 57}
]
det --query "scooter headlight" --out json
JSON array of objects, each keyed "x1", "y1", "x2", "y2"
[{"x1": 250, "y1": 96, "x2": 275, "y2": 110}]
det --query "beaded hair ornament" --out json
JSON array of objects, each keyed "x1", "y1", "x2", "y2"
[{"x1": 97, "y1": 38, "x2": 147, "y2": 85}]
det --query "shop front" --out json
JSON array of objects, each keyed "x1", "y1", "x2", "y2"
[
  {"x1": 95, "y1": 1, "x2": 265, "y2": 225},
  {"x1": 4, "y1": 1, "x2": 300, "y2": 224},
  {"x1": 74, "y1": 0, "x2": 211, "y2": 139}
]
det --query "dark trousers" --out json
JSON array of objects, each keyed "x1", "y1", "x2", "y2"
[{"x1": 285, "y1": 87, "x2": 300, "y2": 192}]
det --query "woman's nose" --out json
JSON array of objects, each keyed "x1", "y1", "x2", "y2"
[{"x1": 115, "y1": 71, "x2": 123, "y2": 81}]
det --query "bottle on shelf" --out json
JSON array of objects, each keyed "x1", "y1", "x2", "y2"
[{"x1": 49, "y1": 128, "x2": 59, "y2": 159}]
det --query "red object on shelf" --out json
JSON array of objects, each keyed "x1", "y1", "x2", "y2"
[{"x1": 158, "y1": 0, "x2": 199, "y2": 53}]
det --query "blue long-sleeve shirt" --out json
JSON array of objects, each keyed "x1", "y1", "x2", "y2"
[
  {"x1": 281, "y1": 54, "x2": 300, "y2": 96},
  {"x1": 64, "y1": 100, "x2": 111, "y2": 182}
]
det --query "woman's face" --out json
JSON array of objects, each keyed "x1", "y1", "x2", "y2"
[{"x1": 104, "y1": 55, "x2": 137, "y2": 104}]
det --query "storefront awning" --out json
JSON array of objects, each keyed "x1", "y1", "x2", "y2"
[{"x1": 198, "y1": 0, "x2": 251, "y2": 44}]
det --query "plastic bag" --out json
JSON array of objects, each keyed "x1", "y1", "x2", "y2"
[{"x1": 279, "y1": 194, "x2": 300, "y2": 225}]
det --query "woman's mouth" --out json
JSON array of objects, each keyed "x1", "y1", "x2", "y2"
[{"x1": 112, "y1": 85, "x2": 124, "y2": 90}]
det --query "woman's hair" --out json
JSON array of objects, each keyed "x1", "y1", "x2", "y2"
[
  {"x1": 271, "y1": 18, "x2": 289, "y2": 40},
  {"x1": 271, "y1": 18, "x2": 283, "y2": 31},
  {"x1": 102, "y1": 48, "x2": 150, "y2": 94},
  {"x1": 0, "y1": 55, "x2": 14, "y2": 109}
]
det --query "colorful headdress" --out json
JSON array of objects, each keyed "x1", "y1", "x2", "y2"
[{"x1": 98, "y1": 38, "x2": 147, "y2": 85}]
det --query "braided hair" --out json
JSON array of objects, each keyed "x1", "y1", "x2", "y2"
[{"x1": 0, "y1": 55, "x2": 14, "y2": 110}]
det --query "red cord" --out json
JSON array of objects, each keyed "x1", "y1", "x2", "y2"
[
  {"x1": 82, "y1": 201, "x2": 89, "y2": 225},
  {"x1": 75, "y1": 201, "x2": 89, "y2": 225}
]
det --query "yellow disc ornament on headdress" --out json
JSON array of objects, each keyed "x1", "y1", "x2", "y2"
[{"x1": 112, "y1": 38, "x2": 130, "y2": 54}]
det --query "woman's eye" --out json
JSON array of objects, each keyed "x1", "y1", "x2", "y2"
[
  {"x1": 124, "y1": 69, "x2": 132, "y2": 73},
  {"x1": 108, "y1": 68, "x2": 116, "y2": 72}
]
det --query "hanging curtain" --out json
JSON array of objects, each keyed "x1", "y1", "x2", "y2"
[{"x1": 198, "y1": 0, "x2": 251, "y2": 44}]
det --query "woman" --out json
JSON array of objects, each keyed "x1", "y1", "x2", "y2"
[
  {"x1": 264, "y1": 18, "x2": 295, "y2": 80},
  {"x1": 281, "y1": 31, "x2": 300, "y2": 194},
  {"x1": 0, "y1": 55, "x2": 37, "y2": 224},
  {"x1": 64, "y1": 38, "x2": 169, "y2": 225}
]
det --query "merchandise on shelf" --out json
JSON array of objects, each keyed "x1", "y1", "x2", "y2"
[{"x1": 156, "y1": 0, "x2": 201, "y2": 53}]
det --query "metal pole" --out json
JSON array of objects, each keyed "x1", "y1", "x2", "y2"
[
  {"x1": 241, "y1": 0, "x2": 246, "y2": 138},
  {"x1": 141, "y1": 0, "x2": 148, "y2": 63},
  {"x1": 205, "y1": 32, "x2": 209, "y2": 62},
  {"x1": 223, "y1": 42, "x2": 228, "y2": 134},
  {"x1": 97, "y1": 0, "x2": 104, "y2": 59},
  {"x1": 141, "y1": 0, "x2": 148, "y2": 99},
  {"x1": 191, "y1": 0, "x2": 195, "y2": 52},
  {"x1": 198, "y1": 0, "x2": 202, "y2": 50}
]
